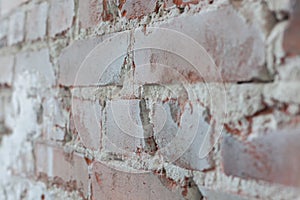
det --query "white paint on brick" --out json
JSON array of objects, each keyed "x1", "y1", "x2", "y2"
[
  {"x1": 26, "y1": 2, "x2": 48, "y2": 40},
  {"x1": 0, "y1": 0, "x2": 28, "y2": 16},
  {"x1": 15, "y1": 49, "x2": 55, "y2": 86},
  {"x1": 47, "y1": 145, "x2": 53, "y2": 177},
  {"x1": 0, "y1": 0, "x2": 300, "y2": 199},
  {"x1": 8, "y1": 10, "x2": 25, "y2": 45},
  {"x1": 0, "y1": 55, "x2": 14, "y2": 85},
  {"x1": 48, "y1": 0, "x2": 74, "y2": 37},
  {"x1": 0, "y1": 19, "x2": 8, "y2": 41}
]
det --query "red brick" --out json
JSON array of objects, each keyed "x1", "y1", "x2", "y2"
[
  {"x1": 72, "y1": 98, "x2": 102, "y2": 150},
  {"x1": 283, "y1": 1, "x2": 300, "y2": 55},
  {"x1": 101, "y1": 0, "x2": 123, "y2": 21},
  {"x1": 91, "y1": 161, "x2": 185, "y2": 199},
  {"x1": 133, "y1": 49, "x2": 206, "y2": 84},
  {"x1": 48, "y1": 0, "x2": 74, "y2": 37},
  {"x1": 164, "y1": 0, "x2": 199, "y2": 8},
  {"x1": 0, "y1": 55, "x2": 14, "y2": 85},
  {"x1": 138, "y1": 6, "x2": 269, "y2": 82},
  {"x1": 34, "y1": 143, "x2": 89, "y2": 197},
  {"x1": 58, "y1": 36, "x2": 126, "y2": 86},
  {"x1": 78, "y1": 0, "x2": 102, "y2": 29},
  {"x1": 120, "y1": 0, "x2": 157, "y2": 19},
  {"x1": 221, "y1": 125, "x2": 300, "y2": 187}
]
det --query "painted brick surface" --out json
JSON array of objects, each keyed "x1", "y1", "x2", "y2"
[
  {"x1": 152, "y1": 100, "x2": 213, "y2": 170},
  {"x1": 0, "y1": 19, "x2": 8, "y2": 46},
  {"x1": 72, "y1": 98, "x2": 102, "y2": 150},
  {"x1": 58, "y1": 37, "x2": 125, "y2": 86},
  {"x1": 103, "y1": 99, "x2": 146, "y2": 154},
  {"x1": 8, "y1": 10, "x2": 25, "y2": 45},
  {"x1": 48, "y1": 0, "x2": 74, "y2": 37},
  {"x1": 25, "y1": 2, "x2": 48, "y2": 41},
  {"x1": 15, "y1": 49, "x2": 55, "y2": 86},
  {"x1": 0, "y1": 55, "x2": 14, "y2": 85},
  {"x1": 0, "y1": 0, "x2": 300, "y2": 199},
  {"x1": 0, "y1": 0, "x2": 28, "y2": 16}
]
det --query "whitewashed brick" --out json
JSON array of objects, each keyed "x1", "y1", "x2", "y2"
[
  {"x1": 26, "y1": 2, "x2": 48, "y2": 40},
  {"x1": 48, "y1": 0, "x2": 74, "y2": 37},
  {"x1": 8, "y1": 10, "x2": 25, "y2": 45},
  {"x1": 0, "y1": 0, "x2": 28, "y2": 16},
  {"x1": 15, "y1": 49, "x2": 55, "y2": 86},
  {"x1": 0, "y1": 19, "x2": 8, "y2": 40},
  {"x1": 0, "y1": 55, "x2": 14, "y2": 85}
]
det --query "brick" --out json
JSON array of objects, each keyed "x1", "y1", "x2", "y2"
[
  {"x1": 120, "y1": 0, "x2": 157, "y2": 19},
  {"x1": 221, "y1": 125, "x2": 300, "y2": 187},
  {"x1": 26, "y1": 2, "x2": 48, "y2": 41},
  {"x1": 15, "y1": 49, "x2": 55, "y2": 86},
  {"x1": 58, "y1": 36, "x2": 127, "y2": 87},
  {"x1": 58, "y1": 38, "x2": 103, "y2": 86},
  {"x1": 91, "y1": 161, "x2": 184, "y2": 200},
  {"x1": 101, "y1": 0, "x2": 121, "y2": 21},
  {"x1": 8, "y1": 10, "x2": 25, "y2": 45},
  {"x1": 283, "y1": 1, "x2": 300, "y2": 55},
  {"x1": 139, "y1": 6, "x2": 268, "y2": 82},
  {"x1": 42, "y1": 96, "x2": 70, "y2": 141},
  {"x1": 0, "y1": 55, "x2": 14, "y2": 85},
  {"x1": 133, "y1": 49, "x2": 206, "y2": 84},
  {"x1": 103, "y1": 99, "x2": 146, "y2": 154},
  {"x1": 48, "y1": 0, "x2": 74, "y2": 37},
  {"x1": 72, "y1": 98, "x2": 102, "y2": 150},
  {"x1": 0, "y1": 0, "x2": 28, "y2": 16},
  {"x1": 0, "y1": 19, "x2": 8, "y2": 47},
  {"x1": 164, "y1": 0, "x2": 199, "y2": 8},
  {"x1": 34, "y1": 143, "x2": 89, "y2": 197},
  {"x1": 78, "y1": 0, "x2": 102, "y2": 29},
  {"x1": 152, "y1": 100, "x2": 213, "y2": 171},
  {"x1": 199, "y1": 187, "x2": 252, "y2": 200}
]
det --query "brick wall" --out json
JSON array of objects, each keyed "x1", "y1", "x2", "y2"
[{"x1": 0, "y1": 0, "x2": 300, "y2": 199}]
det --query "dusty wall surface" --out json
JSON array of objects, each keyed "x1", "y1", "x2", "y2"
[{"x1": 0, "y1": 0, "x2": 300, "y2": 199}]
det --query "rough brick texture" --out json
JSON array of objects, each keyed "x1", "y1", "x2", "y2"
[
  {"x1": 0, "y1": 0, "x2": 300, "y2": 199},
  {"x1": 221, "y1": 125, "x2": 300, "y2": 187}
]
